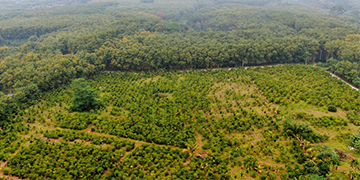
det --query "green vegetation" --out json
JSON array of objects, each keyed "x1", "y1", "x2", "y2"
[
  {"x1": 328, "y1": 105, "x2": 337, "y2": 112},
  {"x1": 70, "y1": 78, "x2": 99, "y2": 112},
  {"x1": 1, "y1": 0, "x2": 360, "y2": 179},
  {"x1": 1, "y1": 66, "x2": 360, "y2": 179},
  {"x1": 250, "y1": 65, "x2": 360, "y2": 111},
  {"x1": 8, "y1": 140, "x2": 122, "y2": 179}
]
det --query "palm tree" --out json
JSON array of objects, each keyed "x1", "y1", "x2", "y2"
[
  {"x1": 351, "y1": 159, "x2": 360, "y2": 170},
  {"x1": 186, "y1": 142, "x2": 199, "y2": 156}
]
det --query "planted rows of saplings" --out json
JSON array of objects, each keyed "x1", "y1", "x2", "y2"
[
  {"x1": 43, "y1": 129, "x2": 135, "y2": 151},
  {"x1": 105, "y1": 144, "x2": 231, "y2": 179},
  {"x1": 195, "y1": 69, "x2": 282, "y2": 159},
  {"x1": 91, "y1": 69, "x2": 277, "y2": 151},
  {"x1": 294, "y1": 112, "x2": 349, "y2": 128},
  {"x1": 346, "y1": 112, "x2": 360, "y2": 126},
  {"x1": 309, "y1": 117, "x2": 347, "y2": 128},
  {"x1": 197, "y1": 68, "x2": 333, "y2": 179},
  {"x1": 6, "y1": 139, "x2": 231, "y2": 180},
  {"x1": 6, "y1": 139, "x2": 123, "y2": 179},
  {"x1": 52, "y1": 69, "x2": 330, "y2": 179},
  {"x1": 0, "y1": 132, "x2": 22, "y2": 162},
  {"x1": 250, "y1": 65, "x2": 360, "y2": 111},
  {"x1": 11, "y1": 69, "x2": 290, "y2": 179},
  {"x1": 8, "y1": 67, "x2": 347, "y2": 179},
  {"x1": 88, "y1": 71, "x2": 219, "y2": 148},
  {"x1": 183, "y1": 69, "x2": 330, "y2": 179}
]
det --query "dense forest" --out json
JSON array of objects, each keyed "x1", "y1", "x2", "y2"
[{"x1": 1, "y1": 0, "x2": 360, "y2": 179}]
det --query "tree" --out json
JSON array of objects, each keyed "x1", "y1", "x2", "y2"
[
  {"x1": 330, "y1": 6, "x2": 347, "y2": 16},
  {"x1": 13, "y1": 83, "x2": 40, "y2": 104},
  {"x1": 70, "y1": 78, "x2": 99, "y2": 112},
  {"x1": 336, "y1": 6, "x2": 347, "y2": 15},
  {"x1": 157, "y1": 12, "x2": 165, "y2": 19},
  {"x1": 186, "y1": 142, "x2": 199, "y2": 156},
  {"x1": 0, "y1": 92, "x2": 13, "y2": 124},
  {"x1": 335, "y1": 61, "x2": 359, "y2": 83},
  {"x1": 351, "y1": 132, "x2": 360, "y2": 151},
  {"x1": 351, "y1": 159, "x2": 360, "y2": 170},
  {"x1": 328, "y1": 105, "x2": 337, "y2": 112}
]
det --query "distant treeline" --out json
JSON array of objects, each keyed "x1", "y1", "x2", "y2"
[{"x1": 1, "y1": 2, "x2": 360, "y2": 105}]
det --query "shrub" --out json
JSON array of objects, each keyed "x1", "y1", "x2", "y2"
[
  {"x1": 283, "y1": 118, "x2": 328, "y2": 142},
  {"x1": 1, "y1": 167, "x2": 10, "y2": 175},
  {"x1": 328, "y1": 105, "x2": 337, "y2": 112},
  {"x1": 350, "y1": 132, "x2": 360, "y2": 150}
]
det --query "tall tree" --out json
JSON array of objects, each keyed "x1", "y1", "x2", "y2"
[{"x1": 70, "y1": 78, "x2": 99, "y2": 112}]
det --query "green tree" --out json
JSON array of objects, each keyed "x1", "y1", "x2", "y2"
[
  {"x1": 0, "y1": 92, "x2": 13, "y2": 124},
  {"x1": 330, "y1": 6, "x2": 347, "y2": 16},
  {"x1": 328, "y1": 105, "x2": 337, "y2": 112},
  {"x1": 70, "y1": 78, "x2": 99, "y2": 112},
  {"x1": 351, "y1": 159, "x2": 360, "y2": 170},
  {"x1": 13, "y1": 83, "x2": 40, "y2": 105},
  {"x1": 335, "y1": 61, "x2": 359, "y2": 83},
  {"x1": 350, "y1": 132, "x2": 360, "y2": 151}
]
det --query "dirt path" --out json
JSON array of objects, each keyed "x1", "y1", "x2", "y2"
[
  {"x1": 102, "y1": 63, "x2": 359, "y2": 92},
  {"x1": 221, "y1": 64, "x2": 359, "y2": 92},
  {"x1": 329, "y1": 72, "x2": 359, "y2": 91}
]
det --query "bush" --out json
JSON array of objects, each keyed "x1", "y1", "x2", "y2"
[
  {"x1": 1, "y1": 167, "x2": 10, "y2": 175},
  {"x1": 350, "y1": 132, "x2": 360, "y2": 150},
  {"x1": 328, "y1": 105, "x2": 337, "y2": 112},
  {"x1": 283, "y1": 118, "x2": 328, "y2": 142}
]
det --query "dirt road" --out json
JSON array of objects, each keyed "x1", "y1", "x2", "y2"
[{"x1": 328, "y1": 72, "x2": 359, "y2": 91}]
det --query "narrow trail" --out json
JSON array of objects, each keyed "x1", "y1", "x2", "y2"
[{"x1": 328, "y1": 72, "x2": 359, "y2": 91}]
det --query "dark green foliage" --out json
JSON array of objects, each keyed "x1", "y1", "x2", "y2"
[
  {"x1": 347, "y1": 111, "x2": 360, "y2": 125},
  {"x1": 286, "y1": 164, "x2": 304, "y2": 179},
  {"x1": 330, "y1": 5, "x2": 347, "y2": 16},
  {"x1": 283, "y1": 118, "x2": 328, "y2": 143},
  {"x1": 13, "y1": 83, "x2": 39, "y2": 105},
  {"x1": 0, "y1": 92, "x2": 14, "y2": 124},
  {"x1": 334, "y1": 61, "x2": 359, "y2": 85},
  {"x1": 304, "y1": 160, "x2": 318, "y2": 174},
  {"x1": 350, "y1": 132, "x2": 360, "y2": 150},
  {"x1": 307, "y1": 174, "x2": 326, "y2": 180},
  {"x1": 317, "y1": 161, "x2": 330, "y2": 176},
  {"x1": 328, "y1": 105, "x2": 337, "y2": 112},
  {"x1": 316, "y1": 150, "x2": 340, "y2": 176},
  {"x1": 70, "y1": 78, "x2": 99, "y2": 112}
]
